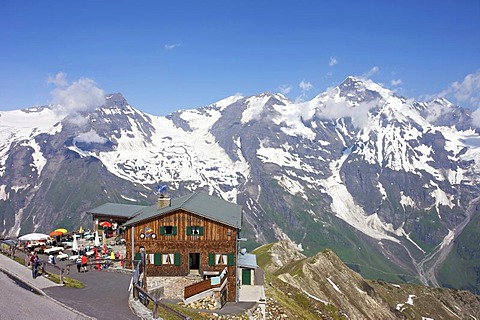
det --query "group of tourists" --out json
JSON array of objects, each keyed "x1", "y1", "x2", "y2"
[{"x1": 76, "y1": 254, "x2": 88, "y2": 272}]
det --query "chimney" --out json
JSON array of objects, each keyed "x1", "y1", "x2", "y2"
[{"x1": 157, "y1": 195, "x2": 171, "y2": 209}]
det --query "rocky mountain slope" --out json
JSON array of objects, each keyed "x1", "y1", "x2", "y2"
[
  {"x1": 253, "y1": 239, "x2": 480, "y2": 319},
  {"x1": 1, "y1": 77, "x2": 480, "y2": 293}
]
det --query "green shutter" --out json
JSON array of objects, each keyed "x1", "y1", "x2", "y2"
[
  {"x1": 199, "y1": 226, "x2": 204, "y2": 236},
  {"x1": 186, "y1": 226, "x2": 191, "y2": 235},
  {"x1": 154, "y1": 253, "x2": 162, "y2": 266},
  {"x1": 227, "y1": 253, "x2": 234, "y2": 266},
  {"x1": 208, "y1": 253, "x2": 215, "y2": 266},
  {"x1": 134, "y1": 252, "x2": 141, "y2": 261},
  {"x1": 172, "y1": 226, "x2": 177, "y2": 235},
  {"x1": 160, "y1": 226, "x2": 165, "y2": 235},
  {"x1": 174, "y1": 253, "x2": 181, "y2": 266}
]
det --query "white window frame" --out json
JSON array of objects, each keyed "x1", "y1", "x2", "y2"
[
  {"x1": 162, "y1": 253, "x2": 174, "y2": 265},
  {"x1": 215, "y1": 253, "x2": 228, "y2": 265}
]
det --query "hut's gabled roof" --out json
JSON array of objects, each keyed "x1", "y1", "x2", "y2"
[
  {"x1": 87, "y1": 203, "x2": 147, "y2": 218},
  {"x1": 123, "y1": 192, "x2": 243, "y2": 229}
]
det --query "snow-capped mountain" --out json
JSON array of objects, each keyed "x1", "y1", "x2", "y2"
[{"x1": 1, "y1": 77, "x2": 480, "y2": 293}]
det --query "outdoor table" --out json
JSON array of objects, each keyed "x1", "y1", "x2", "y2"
[
  {"x1": 44, "y1": 246, "x2": 63, "y2": 254},
  {"x1": 57, "y1": 252, "x2": 68, "y2": 260},
  {"x1": 68, "y1": 254, "x2": 79, "y2": 261}
]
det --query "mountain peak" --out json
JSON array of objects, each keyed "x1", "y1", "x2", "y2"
[{"x1": 105, "y1": 93, "x2": 128, "y2": 108}]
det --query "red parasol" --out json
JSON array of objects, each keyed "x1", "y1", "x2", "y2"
[
  {"x1": 99, "y1": 221, "x2": 112, "y2": 228},
  {"x1": 50, "y1": 231, "x2": 64, "y2": 237}
]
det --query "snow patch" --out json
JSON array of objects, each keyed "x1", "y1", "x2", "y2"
[
  {"x1": 120, "y1": 195, "x2": 138, "y2": 202},
  {"x1": 11, "y1": 185, "x2": 29, "y2": 192},
  {"x1": 400, "y1": 192, "x2": 416, "y2": 209},
  {"x1": 303, "y1": 290, "x2": 329, "y2": 304},
  {"x1": 377, "y1": 181, "x2": 387, "y2": 200},
  {"x1": 322, "y1": 154, "x2": 400, "y2": 242},
  {"x1": 439, "y1": 229, "x2": 455, "y2": 250},
  {"x1": 20, "y1": 139, "x2": 47, "y2": 176},
  {"x1": 326, "y1": 277, "x2": 341, "y2": 293},
  {"x1": 431, "y1": 186, "x2": 454, "y2": 217},
  {"x1": 241, "y1": 95, "x2": 271, "y2": 123},
  {"x1": 0, "y1": 185, "x2": 7, "y2": 200}
]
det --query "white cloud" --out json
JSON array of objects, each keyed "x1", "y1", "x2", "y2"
[
  {"x1": 67, "y1": 114, "x2": 89, "y2": 126},
  {"x1": 49, "y1": 73, "x2": 106, "y2": 115},
  {"x1": 472, "y1": 108, "x2": 480, "y2": 127},
  {"x1": 391, "y1": 79, "x2": 402, "y2": 86},
  {"x1": 299, "y1": 80, "x2": 313, "y2": 92},
  {"x1": 316, "y1": 98, "x2": 377, "y2": 128},
  {"x1": 279, "y1": 85, "x2": 292, "y2": 95},
  {"x1": 47, "y1": 72, "x2": 68, "y2": 87},
  {"x1": 362, "y1": 66, "x2": 380, "y2": 79},
  {"x1": 74, "y1": 129, "x2": 107, "y2": 144},
  {"x1": 329, "y1": 56, "x2": 338, "y2": 67},
  {"x1": 438, "y1": 71, "x2": 480, "y2": 109},
  {"x1": 296, "y1": 80, "x2": 314, "y2": 103},
  {"x1": 164, "y1": 43, "x2": 180, "y2": 50}
]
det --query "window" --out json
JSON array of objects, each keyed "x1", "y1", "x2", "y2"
[
  {"x1": 186, "y1": 226, "x2": 204, "y2": 236},
  {"x1": 148, "y1": 253, "x2": 180, "y2": 266},
  {"x1": 163, "y1": 253, "x2": 174, "y2": 264},
  {"x1": 216, "y1": 254, "x2": 227, "y2": 265},
  {"x1": 209, "y1": 253, "x2": 234, "y2": 266},
  {"x1": 161, "y1": 253, "x2": 181, "y2": 266},
  {"x1": 160, "y1": 226, "x2": 177, "y2": 236}
]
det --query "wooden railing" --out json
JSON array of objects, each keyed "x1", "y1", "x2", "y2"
[
  {"x1": 184, "y1": 279, "x2": 214, "y2": 299},
  {"x1": 184, "y1": 268, "x2": 228, "y2": 299}
]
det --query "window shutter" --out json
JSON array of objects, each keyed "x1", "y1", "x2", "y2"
[
  {"x1": 174, "y1": 253, "x2": 181, "y2": 266},
  {"x1": 186, "y1": 226, "x2": 191, "y2": 235},
  {"x1": 199, "y1": 226, "x2": 204, "y2": 236},
  {"x1": 160, "y1": 226, "x2": 165, "y2": 235},
  {"x1": 154, "y1": 253, "x2": 162, "y2": 266},
  {"x1": 134, "y1": 252, "x2": 141, "y2": 261},
  {"x1": 208, "y1": 253, "x2": 215, "y2": 266},
  {"x1": 227, "y1": 253, "x2": 234, "y2": 266},
  {"x1": 172, "y1": 226, "x2": 177, "y2": 235}
]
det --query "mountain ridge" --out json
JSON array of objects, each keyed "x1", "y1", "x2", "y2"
[
  {"x1": 253, "y1": 238, "x2": 480, "y2": 319},
  {"x1": 1, "y1": 76, "x2": 480, "y2": 293}
]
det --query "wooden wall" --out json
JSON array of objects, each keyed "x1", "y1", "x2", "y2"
[{"x1": 124, "y1": 209, "x2": 239, "y2": 301}]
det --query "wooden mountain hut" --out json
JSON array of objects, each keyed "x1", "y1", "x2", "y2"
[{"x1": 122, "y1": 191, "x2": 243, "y2": 302}]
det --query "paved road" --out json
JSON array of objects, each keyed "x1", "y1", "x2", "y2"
[
  {"x1": 42, "y1": 260, "x2": 135, "y2": 319},
  {"x1": 0, "y1": 271, "x2": 85, "y2": 320},
  {"x1": 0, "y1": 251, "x2": 137, "y2": 319}
]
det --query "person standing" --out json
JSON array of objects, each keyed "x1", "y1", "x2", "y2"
[
  {"x1": 30, "y1": 252, "x2": 39, "y2": 278},
  {"x1": 48, "y1": 254, "x2": 56, "y2": 265},
  {"x1": 81, "y1": 254, "x2": 88, "y2": 272},
  {"x1": 76, "y1": 257, "x2": 82, "y2": 272}
]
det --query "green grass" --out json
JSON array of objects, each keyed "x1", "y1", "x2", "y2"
[
  {"x1": 437, "y1": 209, "x2": 480, "y2": 293},
  {"x1": 46, "y1": 271, "x2": 85, "y2": 288},
  {"x1": 252, "y1": 243, "x2": 274, "y2": 269},
  {"x1": 264, "y1": 273, "x2": 344, "y2": 319}
]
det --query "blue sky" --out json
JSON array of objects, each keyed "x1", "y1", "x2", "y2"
[{"x1": 1, "y1": 0, "x2": 479, "y2": 115}]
